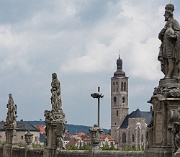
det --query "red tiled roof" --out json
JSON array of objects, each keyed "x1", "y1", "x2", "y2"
[
  {"x1": 77, "y1": 132, "x2": 85, "y2": 137},
  {"x1": 35, "y1": 125, "x2": 46, "y2": 134},
  {"x1": 101, "y1": 134, "x2": 115, "y2": 141},
  {"x1": 82, "y1": 134, "x2": 115, "y2": 142},
  {"x1": 66, "y1": 138, "x2": 79, "y2": 147}
]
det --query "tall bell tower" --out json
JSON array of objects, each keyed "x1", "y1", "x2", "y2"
[{"x1": 111, "y1": 56, "x2": 129, "y2": 141}]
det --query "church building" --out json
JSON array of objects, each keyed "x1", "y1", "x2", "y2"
[{"x1": 111, "y1": 56, "x2": 151, "y2": 150}]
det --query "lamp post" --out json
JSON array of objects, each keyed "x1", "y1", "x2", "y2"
[{"x1": 91, "y1": 87, "x2": 104, "y2": 127}]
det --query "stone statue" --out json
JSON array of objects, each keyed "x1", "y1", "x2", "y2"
[
  {"x1": 5, "y1": 94, "x2": 17, "y2": 128},
  {"x1": 158, "y1": 3, "x2": 180, "y2": 79},
  {"x1": 51, "y1": 73, "x2": 62, "y2": 111},
  {"x1": 44, "y1": 73, "x2": 66, "y2": 153}
]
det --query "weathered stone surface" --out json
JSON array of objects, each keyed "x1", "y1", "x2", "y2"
[
  {"x1": 3, "y1": 94, "x2": 18, "y2": 157},
  {"x1": 44, "y1": 73, "x2": 66, "y2": 157},
  {"x1": 145, "y1": 4, "x2": 180, "y2": 157},
  {"x1": 158, "y1": 3, "x2": 180, "y2": 79},
  {"x1": 89, "y1": 124, "x2": 103, "y2": 152}
]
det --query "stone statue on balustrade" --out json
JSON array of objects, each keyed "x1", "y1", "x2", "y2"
[
  {"x1": 145, "y1": 4, "x2": 180, "y2": 157},
  {"x1": 5, "y1": 94, "x2": 17, "y2": 129},
  {"x1": 44, "y1": 73, "x2": 66, "y2": 154},
  {"x1": 5, "y1": 94, "x2": 17, "y2": 144},
  {"x1": 158, "y1": 3, "x2": 180, "y2": 79}
]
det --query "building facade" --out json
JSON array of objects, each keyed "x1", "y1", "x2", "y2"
[
  {"x1": 0, "y1": 120, "x2": 40, "y2": 144},
  {"x1": 110, "y1": 56, "x2": 151, "y2": 150},
  {"x1": 119, "y1": 109, "x2": 151, "y2": 150},
  {"x1": 111, "y1": 56, "x2": 129, "y2": 143}
]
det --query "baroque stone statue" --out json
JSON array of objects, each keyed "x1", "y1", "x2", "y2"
[
  {"x1": 44, "y1": 73, "x2": 66, "y2": 154},
  {"x1": 51, "y1": 73, "x2": 62, "y2": 111},
  {"x1": 5, "y1": 94, "x2": 17, "y2": 129},
  {"x1": 158, "y1": 3, "x2": 180, "y2": 79},
  {"x1": 145, "y1": 4, "x2": 180, "y2": 157}
]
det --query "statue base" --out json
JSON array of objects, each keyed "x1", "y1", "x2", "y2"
[
  {"x1": 3, "y1": 144, "x2": 12, "y2": 157},
  {"x1": 146, "y1": 78, "x2": 180, "y2": 157}
]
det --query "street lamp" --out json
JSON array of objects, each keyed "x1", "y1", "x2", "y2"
[{"x1": 91, "y1": 87, "x2": 104, "y2": 127}]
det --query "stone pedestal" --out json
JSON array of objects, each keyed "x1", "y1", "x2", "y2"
[
  {"x1": 3, "y1": 144, "x2": 12, "y2": 157},
  {"x1": 46, "y1": 122, "x2": 59, "y2": 149},
  {"x1": 89, "y1": 124, "x2": 103, "y2": 152},
  {"x1": 3, "y1": 127, "x2": 14, "y2": 157},
  {"x1": 43, "y1": 110, "x2": 66, "y2": 157},
  {"x1": 145, "y1": 78, "x2": 180, "y2": 157}
]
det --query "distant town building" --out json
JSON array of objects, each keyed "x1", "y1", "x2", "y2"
[
  {"x1": 66, "y1": 132, "x2": 115, "y2": 148},
  {"x1": 111, "y1": 56, "x2": 151, "y2": 150},
  {"x1": 0, "y1": 120, "x2": 40, "y2": 144},
  {"x1": 118, "y1": 108, "x2": 151, "y2": 150}
]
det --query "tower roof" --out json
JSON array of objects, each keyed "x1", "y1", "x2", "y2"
[{"x1": 113, "y1": 55, "x2": 125, "y2": 77}]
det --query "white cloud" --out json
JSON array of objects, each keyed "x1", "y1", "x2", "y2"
[{"x1": 0, "y1": 0, "x2": 179, "y2": 128}]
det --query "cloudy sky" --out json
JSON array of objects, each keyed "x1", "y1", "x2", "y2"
[{"x1": 0, "y1": 0, "x2": 180, "y2": 129}]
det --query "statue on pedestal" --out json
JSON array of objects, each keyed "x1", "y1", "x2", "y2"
[
  {"x1": 44, "y1": 73, "x2": 66, "y2": 154},
  {"x1": 158, "y1": 3, "x2": 180, "y2": 79},
  {"x1": 5, "y1": 94, "x2": 17, "y2": 144},
  {"x1": 145, "y1": 4, "x2": 180, "y2": 157}
]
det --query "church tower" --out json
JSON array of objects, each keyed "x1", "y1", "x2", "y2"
[{"x1": 111, "y1": 56, "x2": 129, "y2": 141}]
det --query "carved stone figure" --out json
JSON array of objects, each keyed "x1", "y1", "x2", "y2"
[
  {"x1": 5, "y1": 94, "x2": 17, "y2": 129},
  {"x1": 146, "y1": 4, "x2": 180, "y2": 157},
  {"x1": 44, "y1": 73, "x2": 66, "y2": 154},
  {"x1": 51, "y1": 73, "x2": 62, "y2": 111},
  {"x1": 3, "y1": 93, "x2": 18, "y2": 157},
  {"x1": 158, "y1": 3, "x2": 180, "y2": 79}
]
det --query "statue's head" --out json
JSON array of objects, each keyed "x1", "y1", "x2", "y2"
[
  {"x1": 164, "y1": 3, "x2": 174, "y2": 21},
  {"x1": 165, "y1": 3, "x2": 174, "y2": 13},
  {"x1": 52, "y1": 73, "x2": 57, "y2": 79}
]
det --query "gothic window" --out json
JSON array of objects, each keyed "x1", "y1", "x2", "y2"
[
  {"x1": 113, "y1": 82, "x2": 115, "y2": 85},
  {"x1": 115, "y1": 123, "x2": 116, "y2": 125},
  {"x1": 116, "y1": 110, "x2": 118, "y2": 116},
  {"x1": 122, "y1": 96, "x2": 125, "y2": 103},
  {"x1": 124, "y1": 82, "x2": 126, "y2": 91},
  {"x1": 122, "y1": 132, "x2": 126, "y2": 143},
  {"x1": 113, "y1": 96, "x2": 117, "y2": 103},
  {"x1": 132, "y1": 134, "x2": 135, "y2": 142},
  {"x1": 121, "y1": 82, "x2": 123, "y2": 91}
]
